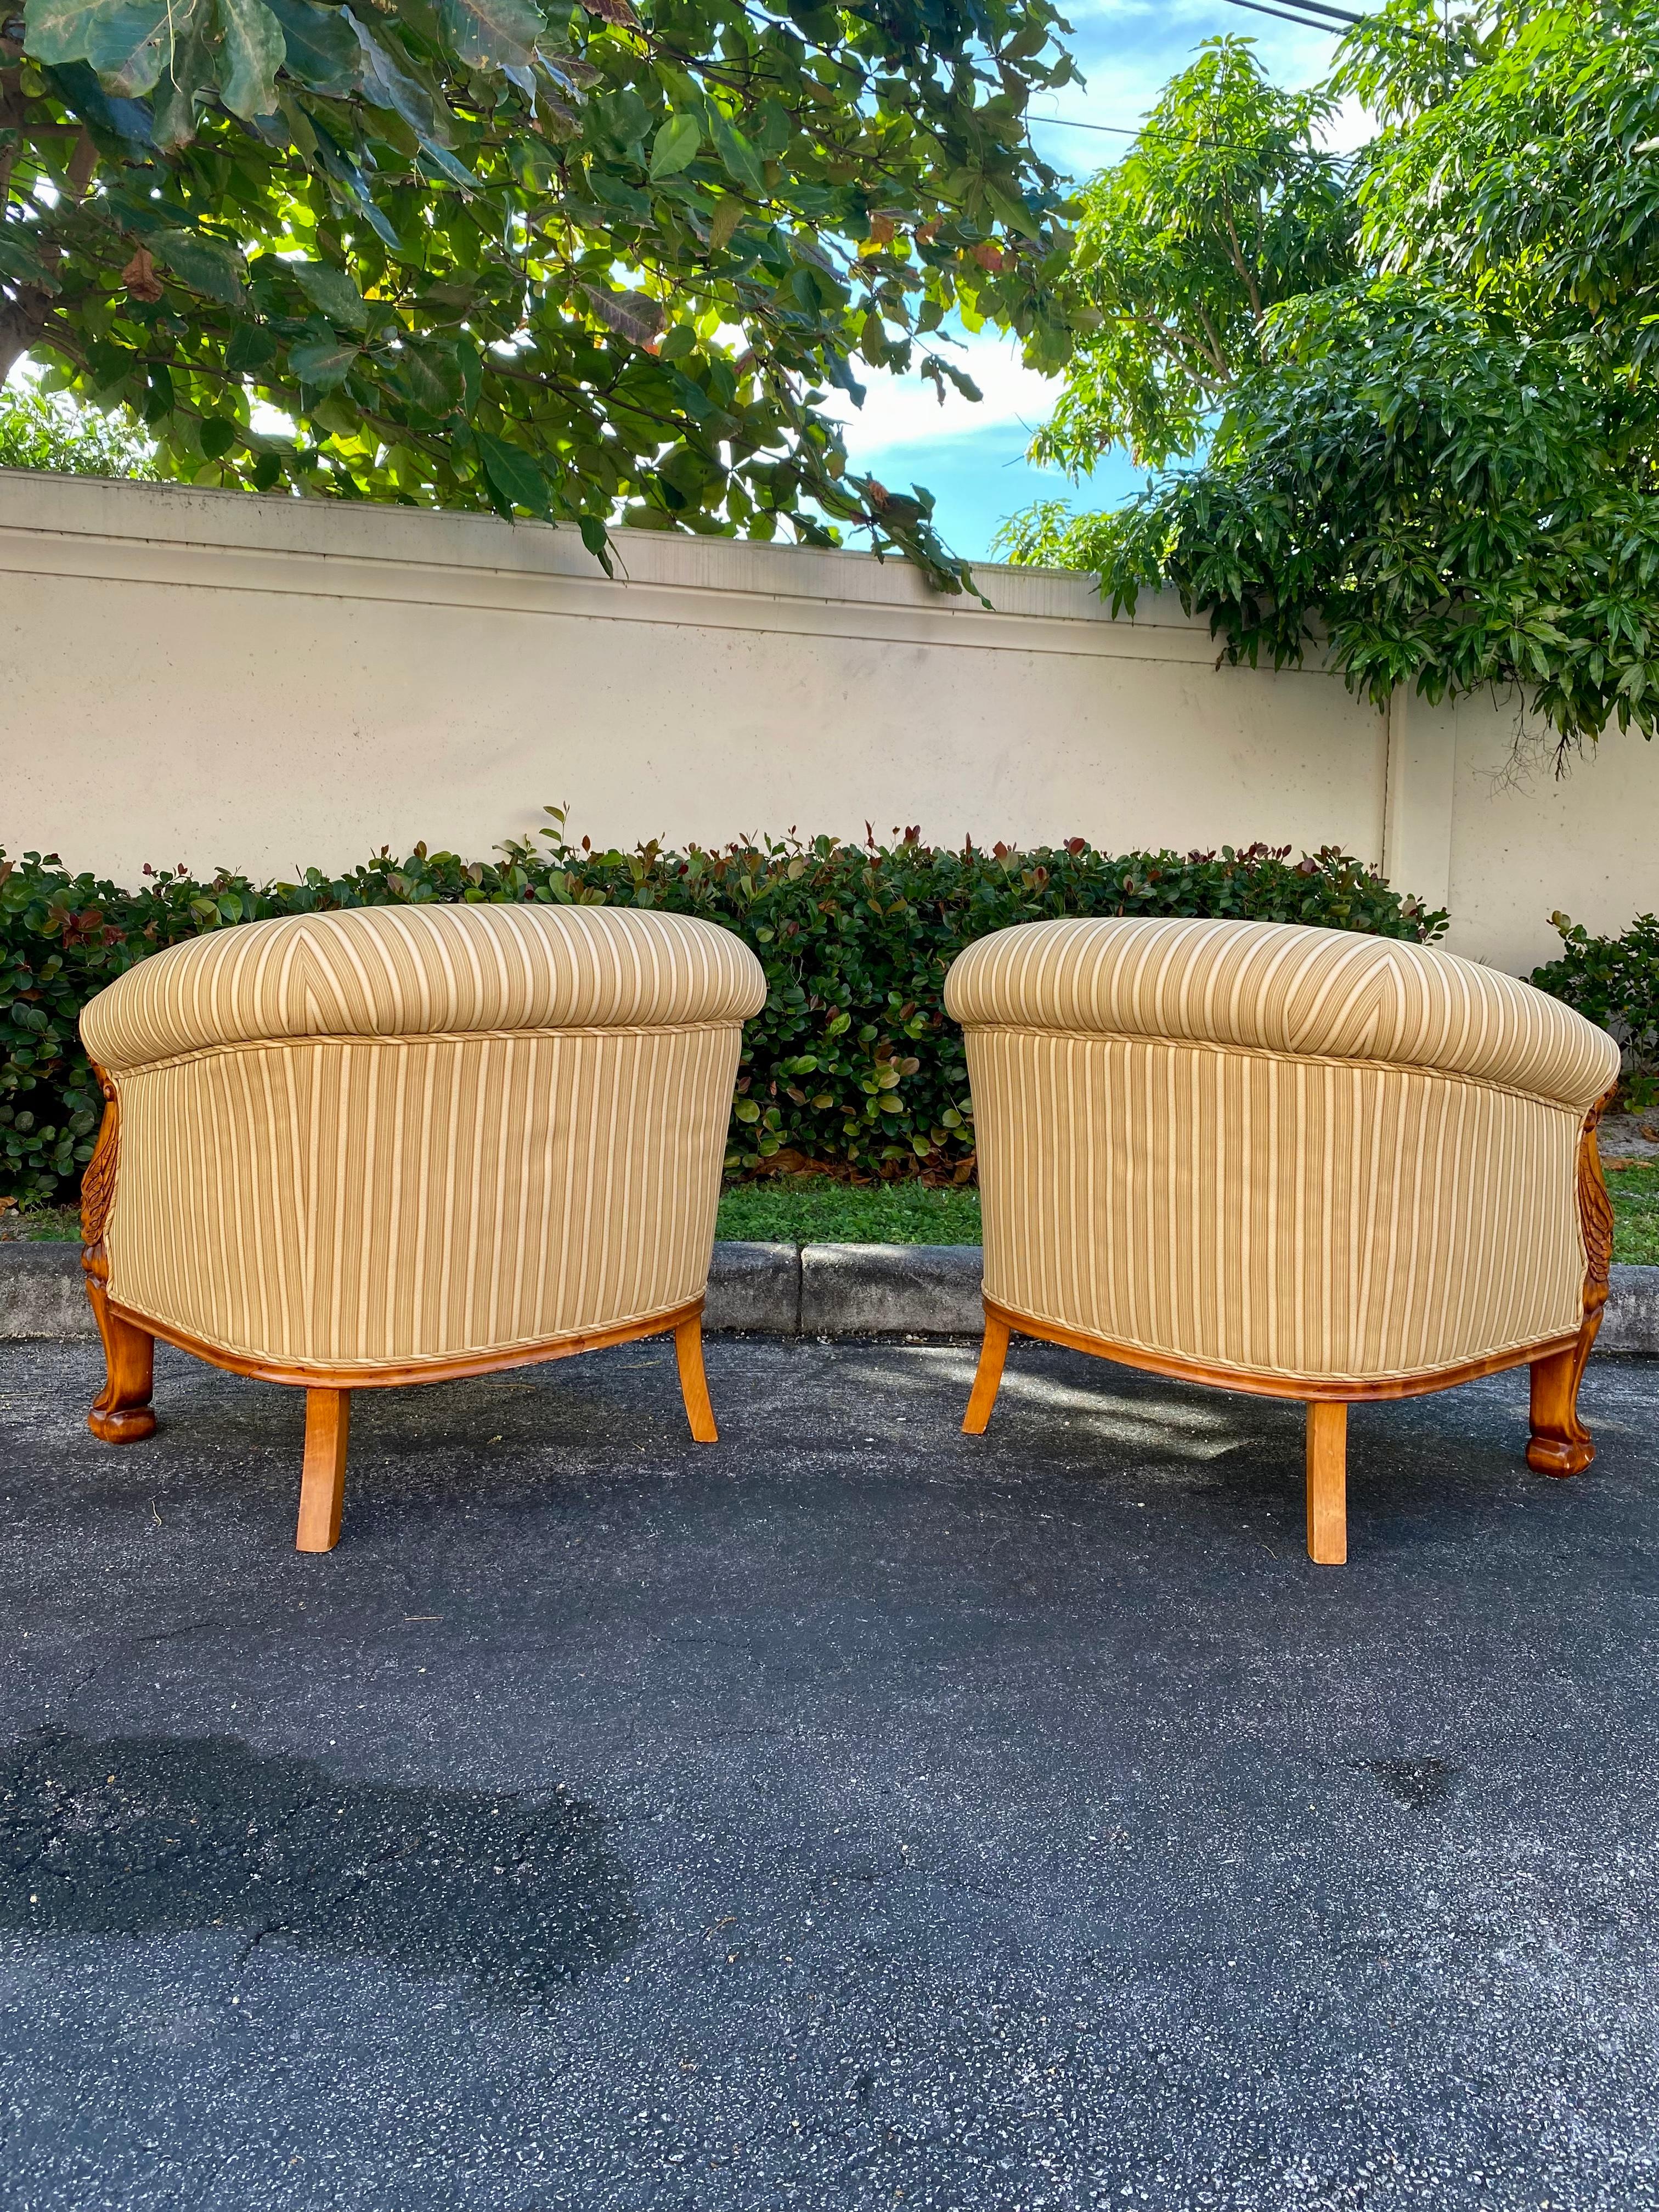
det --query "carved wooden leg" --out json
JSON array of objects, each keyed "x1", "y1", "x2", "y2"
[
  {"x1": 1305, "y1": 1401, "x2": 1348, "y2": 1566},
  {"x1": 962, "y1": 1316, "x2": 1011, "y2": 1435},
  {"x1": 1530, "y1": 1088, "x2": 1613, "y2": 1479},
  {"x1": 86, "y1": 1286, "x2": 157, "y2": 1444},
  {"x1": 675, "y1": 1314, "x2": 718, "y2": 1444},
  {"x1": 1527, "y1": 1338, "x2": 1597, "y2": 1477},
  {"x1": 296, "y1": 1389, "x2": 351, "y2": 1553}
]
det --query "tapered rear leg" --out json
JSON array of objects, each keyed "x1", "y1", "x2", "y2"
[
  {"x1": 1527, "y1": 1340, "x2": 1596, "y2": 1476},
  {"x1": 1305, "y1": 1401, "x2": 1348, "y2": 1565},
  {"x1": 86, "y1": 1289, "x2": 156, "y2": 1444},
  {"x1": 963, "y1": 1316, "x2": 1011, "y2": 1435},
  {"x1": 675, "y1": 1314, "x2": 718, "y2": 1443},
  {"x1": 296, "y1": 1389, "x2": 351, "y2": 1553}
]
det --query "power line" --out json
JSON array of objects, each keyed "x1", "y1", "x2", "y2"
[
  {"x1": 1026, "y1": 112, "x2": 1358, "y2": 154},
  {"x1": 1263, "y1": 0, "x2": 1368, "y2": 24},
  {"x1": 1027, "y1": 115, "x2": 1147, "y2": 138},
  {"x1": 1217, "y1": 0, "x2": 1359, "y2": 31}
]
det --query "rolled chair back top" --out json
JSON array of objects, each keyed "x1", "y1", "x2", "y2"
[
  {"x1": 82, "y1": 900, "x2": 766, "y2": 1070},
  {"x1": 944, "y1": 915, "x2": 1617, "y2": 1112}
]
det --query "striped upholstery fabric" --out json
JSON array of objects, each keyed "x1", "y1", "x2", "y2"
[
  {"x1": 81, "y1": 905, "x2": 767, "y2": 1373},
  {"x1": 83, "y1": 901, "x2": 764, "y2": 1068},
  {"x1": 945, "y1": 918, "x2": 1620, "y2": 1387}
]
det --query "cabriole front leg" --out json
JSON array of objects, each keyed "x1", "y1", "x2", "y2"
[
  {"x1": 87, "y1": 1290, "x2": 156, "y2": 1444},
  {"x1": 1527, "y1": 1341, "x2": 1596, "y2": 1477},
  {"x1": 82, "y1": 1063, "x2": 154, "y2": 1443}
]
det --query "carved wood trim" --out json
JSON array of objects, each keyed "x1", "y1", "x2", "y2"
[
  {"x1": 1577, "y1": 1085, "x2": 1616, "y2": 1328},
  {"x1": 981, "y1": 1296, "x2": 1579, "y2": 1406},
  {"x1": 79, "y1": 1062, "x2": 120, "y2": 1292},
  {"x1": 104, "y1": 1294, "x2": 707, "y2": 1392}
]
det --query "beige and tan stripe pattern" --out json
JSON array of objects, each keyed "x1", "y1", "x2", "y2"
[
  {"x1": 82, "y1": 900, "x2": 765, "y2": 1070},
  {"x1": 947, "y1": 917, "x2": 1618, "y2": 1388},
  {"x1": 81, "y1": 905, "x2": 767, "y2": 1369},
  {"x1": 945, "y1": 916, "x2": 1619, "y2": 1113}
]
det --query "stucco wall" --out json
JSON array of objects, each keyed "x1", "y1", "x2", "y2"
[{"x1": 2, "y1": 471, "x2": 1652, "y2": 975}]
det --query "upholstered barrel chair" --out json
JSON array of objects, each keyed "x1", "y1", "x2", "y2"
[
  {"x1": 78, "y1": 901, "x2": 767, "y2": 1550},
  {"x1": 944, "y1": 916, "x2": 1621, "y2": 1564}
]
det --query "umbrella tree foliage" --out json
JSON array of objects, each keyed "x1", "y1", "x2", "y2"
[
  {"x1": 1000, "y1": 5, "x2": 1659, "y2": 755},
  {"x1": 2, "y1": 0, "x2": 1076, "y2": 585}
]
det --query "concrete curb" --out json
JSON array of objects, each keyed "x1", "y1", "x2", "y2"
[
  {"x1": 1600, "y1": 1264, "x2": 1659, "y2": 1358},
  {"x1": 706, "y1": 1243, "x2": 799, "y2": 1335},
  {"x1": 6, "y1": 1239, "x2": 1659, "y2": 1355},
  {"x1": 0, "y1": 1243, "x2": 97, "y2": 1342},
  {"x1": 800, "y1": 1243, "x2": 985, "y2": 1337}
]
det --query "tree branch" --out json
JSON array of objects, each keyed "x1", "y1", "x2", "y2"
[
  {"x1": 1193, "y1": 300, "x2": 1232, "y2": 381},
  {"x1": 1221, "y1": 212, "x2": 1263, "y2": 324},
  {"x1": 66, "y1": 125, "x2": 98, "y2": 201},
  {"x1": 0, "y1": 288, "x2": 54, "y2": 385}
]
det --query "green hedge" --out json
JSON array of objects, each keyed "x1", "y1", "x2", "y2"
[
  {"x1": 1531, "y1": 912, "x2": 1659, "y2": 1109},
  {"x1": 1, "y1": 821, "x2": 1449, "y2": 1210}
]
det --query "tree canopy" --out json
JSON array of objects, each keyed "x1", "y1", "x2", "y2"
[
  {"x1": 1001, "y1": 5, "x2": 1659, "y2": 756},
  {"x1": 0, "y1": 373, "x2": 153, "y2": 467},
  {"x1": 2, "y1": 0, "x2": 1078, "y2": 585}
]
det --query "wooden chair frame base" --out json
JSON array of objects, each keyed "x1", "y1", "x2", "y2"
[
  {"x1": 962, "y1": 1093, "x2": 1615, "y2": 1565},
  {"x1": 79, "y1": 1061, "x2": 721, "y2": 1553},
  {"x1": 963, "y1": 1295, "x2": 1601, "y2": 1566},
  {"x1": 84, "y1": 1295, "x2": 719, "y2": 1554}
]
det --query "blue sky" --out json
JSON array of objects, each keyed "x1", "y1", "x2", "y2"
[{"x1": 826, "y1": 0, "x2": 1359, "y2": 563}]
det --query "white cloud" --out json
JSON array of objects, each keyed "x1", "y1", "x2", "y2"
[{"x1": 822, "y1": 329, "x2": 1062, "y2": 463}]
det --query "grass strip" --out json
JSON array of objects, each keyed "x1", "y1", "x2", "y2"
[
  {"x1": 715, "y1": 1177, "x2": 982, "y2": 1246},
  {"x1": 1605, "y1": 1161, "x2": 1659, "y2": 1265}
]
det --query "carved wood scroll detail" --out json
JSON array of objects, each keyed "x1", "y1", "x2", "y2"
[
  {"x1": 80, "y1": 1064, "x2": 120, "y2": 1290},
  {"x1": 1578, "y1": 1086, "x2": 1616, "y2": 1328}
]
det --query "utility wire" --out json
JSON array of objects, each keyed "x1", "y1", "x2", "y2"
[
  {"x1": 1257, "y1": 0, "x2": 1368, "y2": 24},
  {"x1": 1217, "y1": 0, "x2": 1360, "y2": 31},
  {"x1": 1026, "y1": 112, "x2": 1359, "y2": 163},
  {"x1": 1220, "y1": 0, "x2": 1430, "y2": 33},
  {"x1": 1028, "y1": 115, "x2": 1153, "y2": 138}
]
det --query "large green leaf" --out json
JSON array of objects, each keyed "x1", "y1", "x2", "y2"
[
  {"x1": 24, "y1": 0, "x2": 152, "y2": 84},
  {"x1": 147, "y1": 0, "x2": 213, "y2": 147},
  {"x1": 648, "y1": 111, "x2": 701, "y2": 180},
  {"x1": 437, "y1": 0, "x2": 541, "y2": 72},
  {"x1": 0, "y1": 232, "x2": 58, "y2": 288},
  {"x1": 287, "y1": 333, "x2": 360, "y2": 388},
  {"x1": 216, "y1": 0, "x2": 286, "y2": 119},
  {"x1": 289, "y1": 259, "x2": 370, "y2": 331},
  {"x1": 154, "y1": 227, "x2": 248, "y2": 307},
  {"x1": 261, "y1": 0, "x2": 359, "y2": 94},
  {"x1": 711, "y1": 113, "x2": 763, "y2": 195},
  {"x1": 475, "y1": 428, "x2": 551, "y2": 514},
  {"x1": 386, "y1": 342, "x2": 466, "y2": 417},
  {"x1": 78, "y1": 0, "x2": 170, "y2": 99},
  {"x1": 352, "y1": 17, "x2": 456, "y2": 146}
]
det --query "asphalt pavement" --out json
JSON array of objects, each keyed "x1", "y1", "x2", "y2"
[{"x1": 1, "y1": 1333, "x2": 1656, "y2": 2212}]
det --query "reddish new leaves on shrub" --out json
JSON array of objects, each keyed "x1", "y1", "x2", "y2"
[{"x1": 0, "y1": 825, "x2": 1448, "y2": 1207}]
